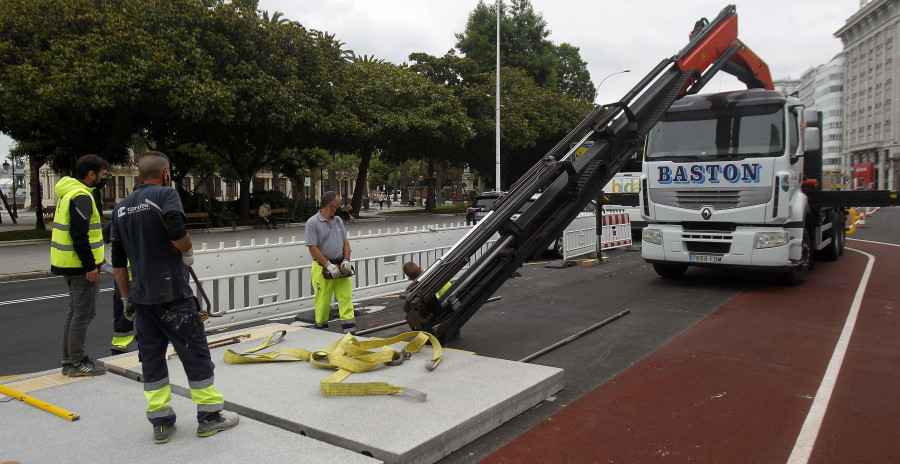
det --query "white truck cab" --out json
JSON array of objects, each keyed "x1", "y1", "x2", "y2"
[{"x1": 639, "y1": 89, "x2": 833, "y2": 284}]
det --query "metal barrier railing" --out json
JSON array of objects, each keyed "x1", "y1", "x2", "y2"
[{"x1": 193, "y1": 212, "x2": 628, "y2": 329}]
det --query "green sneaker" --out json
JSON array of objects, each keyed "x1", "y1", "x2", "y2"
[
  {"x1": 197, "y1": 411, "x2": 239, "y2": 437},
  {"x1": 153, "y1": 425, "x2": 176, "y2": 444}
]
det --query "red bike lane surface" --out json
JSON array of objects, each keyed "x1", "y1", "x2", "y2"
[
  {"x1": 483, "y1": 247, "x2": 896, "y2": 463},
  {"x1": 808, "y1": 241, "x2": 900, "y2": 464}
]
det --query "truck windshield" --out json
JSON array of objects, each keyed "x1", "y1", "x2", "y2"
[{"x1": 645, "y1": 104, "x2": 784, "y2": 160}]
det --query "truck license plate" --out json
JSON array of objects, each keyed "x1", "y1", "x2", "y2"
[{"x1": 689, "y1": 253, "x2": 723, "y2": 263}]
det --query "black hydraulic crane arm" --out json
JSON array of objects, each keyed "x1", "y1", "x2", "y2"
[{"x1": 401, "y1": 4, "x2": 773, "y2": 343}]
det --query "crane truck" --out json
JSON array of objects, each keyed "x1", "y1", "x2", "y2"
[
  {"x1": 639, "y1": 90, "x2": 897, "y2": 284},
  {"x1": 401, "y1": 4, "x2": 864, "y2": 343}
]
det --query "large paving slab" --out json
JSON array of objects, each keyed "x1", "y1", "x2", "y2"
[
  {"x1": 0, "y1": 372, "x2": 380, "y2": 464},
  {"x1": 128, "y1": 324, "x2": 565, "y2": 464}
]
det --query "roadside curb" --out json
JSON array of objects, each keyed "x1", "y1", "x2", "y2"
[
  {"x1": 0, "y1": 239, "x2": 50, "y2": 248},
  {"x1": 0, "y1": 270, "x2": 54, "y2": 282}
]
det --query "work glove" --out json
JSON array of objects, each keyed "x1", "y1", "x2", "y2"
[
  {"x1": 182, "y1": 248, "x2": 194, "y2": 267},
  {"x1": 340, "y1": 259, "x2": 353, "y2": 276},
  {"x1": 325, "y1": 263, "x2": 340, "y2": 279},
  {"x1": 122, "y1": 297, "x2": 135, "y2": 321}
]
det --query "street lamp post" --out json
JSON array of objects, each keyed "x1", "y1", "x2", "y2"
[
  {"x1": 594, "y1": 69, "x2": 629, "y2": 260},
  {"x1": 597, "y1": 69, "x2": 631, "y2": 93}
]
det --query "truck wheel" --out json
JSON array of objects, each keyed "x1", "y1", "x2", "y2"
[
  {"x1": 781, "y1": 228, "x2": 810, "y2": 285},
  {"x1": 820, "y1": 216, "x2": 842, "y2": 262},
  {"x1": 652, "y1": 263, "x2": 688, "y2": 278},
  {"x1": 820, "y1": 212, "x2": 845, "y2": 261},
  {"x1": 837, "y1": 212, "x2": 846, "y2": 256}
]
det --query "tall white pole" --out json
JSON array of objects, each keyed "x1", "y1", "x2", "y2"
[{"x1": 495, "y1": 0, "x2": 501, "y2": 192}]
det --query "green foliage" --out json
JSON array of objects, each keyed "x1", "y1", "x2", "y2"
[
  {"x1": 178, "y1": 190, "x2": 238, "y2": 228},
  {"x1": 454, "y1": 0, "x2": 595, "y2": 102},
  {"x1": 367, "y1": 154, "x2": 395, "y2": 191},
  {"x1": 556, "y1": 43, "x2": 596, "y2": 102},
  {"x1": 0, "y1": 0, "x2": 153, "y2": 173},
  {"x1": 0, "y1": 228, "x2": 52, "y2": 242},
  {"x1": 329, "y1": 60, "x2": 472, "y2": 214}
]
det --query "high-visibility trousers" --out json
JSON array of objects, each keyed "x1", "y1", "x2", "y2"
[{"x1": 311, "y1": 262, "x2": 355, "y2": 333}]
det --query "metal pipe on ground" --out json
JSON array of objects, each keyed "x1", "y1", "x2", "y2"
[
  {"x1": 518, "y1": 309, "x2": 631, "y2": 363},
  {"x1": 356, "y1": 296, "x2": 502, "y2": 336}
]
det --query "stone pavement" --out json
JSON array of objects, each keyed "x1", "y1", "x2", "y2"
[{"x1": 1, "y1": 324, "x2": 564, "y2": 464}]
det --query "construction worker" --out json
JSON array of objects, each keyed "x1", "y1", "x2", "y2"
[
  {"x1": 403, "y1": 261, "x2": 452, "y2": 298},
  {"x1": 305, "y1": 191, "x2": 355, "y2": 334},
  {"x1": 101, "y1": 222, "x2": 134, "y2": 354},
  {"x1": 110, "y1": 151, "x2": 238, "y2": 444},
  {"x1": 51, "y1": 154, "x2": 109, "y2": 378}
]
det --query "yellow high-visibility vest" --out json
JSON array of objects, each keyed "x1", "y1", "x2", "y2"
[{"x1": 50, "y1": 178, "x2": 104, "y2": 270}]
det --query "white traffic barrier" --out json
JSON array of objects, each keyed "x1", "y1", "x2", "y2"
[
  {"x1": 562, "y1": 210, "x2": 598, "y2": 260},
  {"x1": 192, "y1": 211, "x2": 629, "y2": 329},
  {"x1": 192, "y1": 223, "x2": 497, "y2": 329},
  {"x1": 600, "y1": 212, "x2": 632, "y2": 250}
]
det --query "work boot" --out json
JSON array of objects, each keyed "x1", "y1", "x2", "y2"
[
  {"x1": 68, "y1": 357, "x2": 107, "y2": 377},
  {"x1": 153, "y1": 424, "x2": 176, "y2": 444},
  {"x1": 197, "y1": 411, "x2": 239, "y2": 437},
  {"x1": 110, "y1": 346, "x2": 128, "y2": 356}
]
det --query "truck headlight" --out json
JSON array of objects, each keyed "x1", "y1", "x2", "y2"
[
  {"x1": 642, "y1": 228, "x2": 662, "y2": 245},
  {"x1": 755, "y1": 231, "x2": 789, "y2": 249}
]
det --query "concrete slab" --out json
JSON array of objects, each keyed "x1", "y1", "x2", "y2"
[
  {"x1": 0, "y1": 373, "x2": 381, "y2": 464},
  {"x1": 128, "y1": 325, "x2": 564, "y2": 464}
]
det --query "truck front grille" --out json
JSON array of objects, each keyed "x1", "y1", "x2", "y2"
[
  {"x1": 675, "y1": 190, "x2": 740, "y2": 209},
  {"x1": 685, "y1": 241, "x2": 732, "y2": 254},
  {"x1": 682, "y1": 232, "x2": 733, "y2": 254},
  {"x1": 650, "y1": 187, "x2": 772, "y2": 210}
]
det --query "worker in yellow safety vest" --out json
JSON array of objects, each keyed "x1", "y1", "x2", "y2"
[{"x1": 51, "y1": 154, "x2": 110, "y2": 377}]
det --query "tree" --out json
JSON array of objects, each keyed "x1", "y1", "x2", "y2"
[
  {"x1": 9, "y1": 139, "x2": 49, "y2": 229},
  {"x1": 555, "y1": 43, "x2": 596, "y2": 102},
  {"x1": 148, "y1": 2, "x2": 337, "y2": 222},
  {"x1": 329, "y1": 61, "x2": 472, "y2": 214},
  {"x1": 0, "y1": 0, "x2": 154, "y2": 174},
  {"x1": 409, "y1": 52, "x2": 593, "y2": 188},
  {"x1": 454, "y1": 0, "x2": 595, "y2": 102}
]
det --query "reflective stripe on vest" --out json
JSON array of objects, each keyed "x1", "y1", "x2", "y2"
[{"x1": 50, "y1": 183, "x2": 104, "y2": 269}]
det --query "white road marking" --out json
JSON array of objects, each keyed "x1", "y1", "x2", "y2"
[
  {"x1": 787, "y1": 248, "x2": 875, "y2": 464},
  {"x1": 847, "y1": 238, "x2": 900, "y2": 248},
  {"x1": 0, "y1": 288, "x2": 114, "y2": 306}
]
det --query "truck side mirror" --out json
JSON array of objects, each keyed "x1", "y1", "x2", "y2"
[
  {"x1": 803, "y1": 127, "x2": 820, "y2": 153},
  {"x1": 803, "y1": 108, "x2": 821, "y2": 128}
]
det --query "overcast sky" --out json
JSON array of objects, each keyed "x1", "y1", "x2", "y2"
[{"x1": 1, "y1": 0, "x2": 861, "y2": 162}]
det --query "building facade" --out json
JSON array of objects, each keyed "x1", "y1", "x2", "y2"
[
  {"x1": 774, "y1": 78, "x2": 802, "y2": 98},
  {"x1": 835, "y1": 0, "x2": 899, "y2": 190},
  {"x1": 816, "y1": 55, "x2": 846, "y2": 177},
  {"x1": 793, "y1": 55, "x2": 845, "y2": 184}
]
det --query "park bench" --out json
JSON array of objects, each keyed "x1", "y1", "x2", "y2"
[
  {"x1": 270, "y1": 208, "x2": 291, "y2": 227},
  {"x1": 250, "y1": 208, "x2": 291, "y2": 229},
  {"x1": 185, "y1": 212, "x2": 210, "y2": 233}
]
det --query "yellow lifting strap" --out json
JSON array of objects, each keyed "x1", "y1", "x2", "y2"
[{"x1": 223, "y1": 330, "x2": 442, "y2": 402}]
